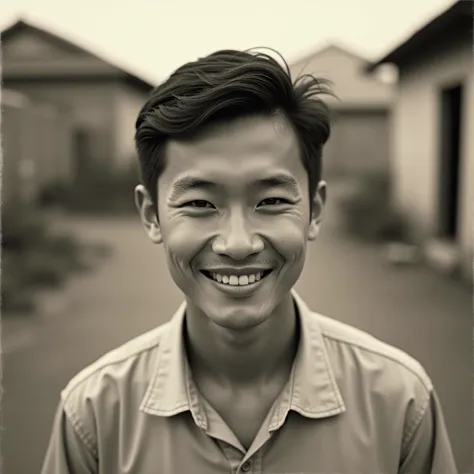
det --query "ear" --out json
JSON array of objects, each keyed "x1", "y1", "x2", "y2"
[
  {"x1": 308, "y1": 181, "x2": 327, "y2": 241},
  {"x1": 135, "y1": 185, "x2": 162, "y2": 244}
]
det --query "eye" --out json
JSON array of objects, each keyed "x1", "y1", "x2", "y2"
[
  {"x1": 183, "y1": 200, "x2": 215, "y2": 209},
  {"x1": 258, "y1": 197, "x2": 291, "y2": 207}
]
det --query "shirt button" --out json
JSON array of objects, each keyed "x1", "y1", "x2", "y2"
[{"x1": 241, "y1": 461, "x2": 251, "y2": 472}]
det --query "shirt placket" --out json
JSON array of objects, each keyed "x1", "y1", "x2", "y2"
[
  {"x1": 198, "y1": 394, "x2": 267, "y2": 474},
  {"x1": 217, "y1": 383, "x2": 293, "y2": 474},
  {"x1": 218, "y1": 440, "x2": 263, "y2": 474},
  {"x1": 183, "y1": 351, "x2": 292, "y2": 474}
]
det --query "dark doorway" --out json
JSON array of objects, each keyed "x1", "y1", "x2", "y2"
[
  {"x1": 73, "y1": 128, "x2": 93, "y2": 184},
  {"x1": 438, "y1": 83, "x2": 463, "y2": 240}
]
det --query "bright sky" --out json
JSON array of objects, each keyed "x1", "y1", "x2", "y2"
[{"x1": 0, "y1": 0, "x2": 455, "y2": 85}]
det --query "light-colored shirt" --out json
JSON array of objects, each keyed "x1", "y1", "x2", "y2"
[{"x1": 42, "y1": 290, "x2": 457, "y2": 474}]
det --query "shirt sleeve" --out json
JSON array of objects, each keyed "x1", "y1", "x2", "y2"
[
  {"x1": 41, "y1": 400, "x2": 98, "y2": 474},
  {"x1": 399, "y1": 389, "x2": 457, "y2": 474}
]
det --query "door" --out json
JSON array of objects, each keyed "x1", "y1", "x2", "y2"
[{"x1": 438, "y1": 83, "x2": 463, "y2": 240}]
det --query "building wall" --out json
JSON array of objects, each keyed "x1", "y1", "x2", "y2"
[
  {"x1": 1, "y1": 91, "x2": 28, "y2": 204},
  {"x1": 3, "y1": 80, "x2": 117, "y2": 168},
  {"x1": 391, "y1": 34, "x2": 473, "y2": 277},
  {"x1": 1, "y1": 89, "x2": 74, "y2": 204},
  {"x1": 324, "y1": 109, "x2": 390, "y2": 177},
  {"x1": 111, "y1": 83, "x2": 151, "y2": 168}
]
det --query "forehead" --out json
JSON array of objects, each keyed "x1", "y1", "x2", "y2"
[{"x1": 161, "y1": 115, "x2": 306, "y2": 188}]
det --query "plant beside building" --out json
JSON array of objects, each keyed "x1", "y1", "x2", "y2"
[{"x1": 1, "y1": 199, "x2": 111, "y2": 314}]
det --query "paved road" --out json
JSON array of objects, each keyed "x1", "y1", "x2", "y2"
[{"x1": 2, "y1": 200, "x2": 472, "y2": 473}]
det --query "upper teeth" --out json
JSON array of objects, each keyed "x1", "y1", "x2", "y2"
[{"x1": 212, "y1": 272, "x2": 266, "y2": 286}]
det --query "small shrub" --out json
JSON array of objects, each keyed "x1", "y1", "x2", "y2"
[
  {"x1": 2, "y1": 289, "x2": 37, "y2": 313},
  {"x1": 2, "y1": 200, "x2": 49, "y2": 252},
  {"x1": 1, "y1": 200, "x2": 110, "y2": 315},
  {"x1": 337, "y1": 173, "x2": 410, "y2": 243},
  {"x1": 37, "y1": 182, "x2": 70, "y2": 207},
  {"x1": 37, "y1": 161, "x2": 140, "y2": 214},
  {"x1": 1, "y1": 253, "x2": 37, "y2": 312},
  {"x1": 65, "y1": 161, "x2": 139, "y2": 214},
  {"x1": 21, "y1": 251, "x2": 71, "y2": 288}
]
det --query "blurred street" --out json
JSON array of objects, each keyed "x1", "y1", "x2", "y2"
[
  {"x1": 1, "y1": 1, "x2": 472, "y2": 472},
  {"x1": 2, "y1": 183, "x2": 472, "y2": 474}
]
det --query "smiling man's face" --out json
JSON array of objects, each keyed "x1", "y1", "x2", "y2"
[{"x1": 136, "y1": 114, "x2": 326, "y2": 331}]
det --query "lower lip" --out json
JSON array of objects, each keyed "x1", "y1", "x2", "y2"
[{"x1": 201, "y1": 271, "x2": 272, "y2": 297}]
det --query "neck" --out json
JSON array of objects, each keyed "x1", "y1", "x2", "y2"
[{"x1": 184, "y1": 293, "x2": 299, "y2": 389}]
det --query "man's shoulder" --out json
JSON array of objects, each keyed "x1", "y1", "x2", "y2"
[
  {"x1": 312, "y1": 311, "x2": 433, "y2": 394},
  {"x1": 61, "y1": 320, "x2": 171, "y2": 404}
]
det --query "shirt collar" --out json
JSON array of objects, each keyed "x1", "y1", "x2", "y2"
[{"x1": 140, "y1": 290, "x2": 346, "y2": 422}]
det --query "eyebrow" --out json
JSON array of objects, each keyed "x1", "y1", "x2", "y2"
[{"x1": 168, "y1": 172, "x2": 301, "y2": 201}]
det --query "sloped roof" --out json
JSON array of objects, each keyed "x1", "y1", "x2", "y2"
[
  {"x1": 1, "y1": 19, "x2": 156, "y2": 92},
  {"x1": 366, "y1": 1, "x2": 472, "y2": 72},
  {"x1": 288, "y1": 42, "x2": 393, "y2": 109},
  {"x1": 290, "y1": 42, "x2": 370, "y2": 70}
]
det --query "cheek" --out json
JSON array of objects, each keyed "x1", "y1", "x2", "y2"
[
  {"x1": 161, "y1": 217, "x2": 209, "y2": 270},
  {"x1": 267, "y1": 217, "x2": 308, "y2": 263}
]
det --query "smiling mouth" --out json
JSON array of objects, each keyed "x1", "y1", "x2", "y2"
[{"x1": 200, "y1": 269, "x2": 273, "y2": 287}]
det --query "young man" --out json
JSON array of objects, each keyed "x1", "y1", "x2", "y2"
[{"x1": 42, "y1": 49, "x2": 457, "y2": 473}]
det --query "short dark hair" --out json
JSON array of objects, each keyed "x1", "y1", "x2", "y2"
[{"x1": 135, "y1": 48, "x2": 335, "y2": 212}]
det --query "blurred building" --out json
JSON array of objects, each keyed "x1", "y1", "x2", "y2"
[
  {"x1": 290, "y1": 44, "x2": 394, "y2": 177},
  {"x1": 367, "y1": 0, "x2": 473, "y2": 280},
  {"x1": 1, "y1": 19, "x2": 155, "y2": 204},
  {"x1": 1, "y1": 88, "x2": 73, "y2": 204}
]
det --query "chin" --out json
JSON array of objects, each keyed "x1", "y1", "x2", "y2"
[{"x1": 207, "y1": 307, "x2": 271, "y2": 331}]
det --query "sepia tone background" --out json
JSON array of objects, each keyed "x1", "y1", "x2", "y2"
[{"x1": 1, "y1": 1, "x2": 472, "y2": 473}]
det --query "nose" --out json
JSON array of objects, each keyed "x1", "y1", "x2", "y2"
[{"x1": 212, "y1": 209, "x2": 264, "y2": 260}]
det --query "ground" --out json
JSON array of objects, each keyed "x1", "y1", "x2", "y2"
[{"x1": 2, "y1": 184, "x2": 472, "y2": 473}]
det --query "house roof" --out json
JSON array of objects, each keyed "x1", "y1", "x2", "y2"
[
  {"x1": 288, "y1": 42, "x2": 393, "y2": 109},
  {"x1": 366, "y1": 1, "x2": 472, "y2": 72},
  {"x1": 290, "y1": 42, "x2": 370, "y2": 70},
  {"x1": 1, "y1": 19, "x2": 156, "y2": 92}
]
